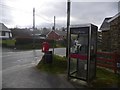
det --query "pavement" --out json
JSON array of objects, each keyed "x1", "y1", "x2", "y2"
[
  {"x1": 2, "y1": 48, "x2": 75, "y2": 88},
  {"x1": 3, "y1": 64, "x2": 74, "y2": 88}
]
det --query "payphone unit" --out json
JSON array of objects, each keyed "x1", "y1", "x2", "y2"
[{"x1": 68, "y1": 23, "x2": 98, "y2": 83}]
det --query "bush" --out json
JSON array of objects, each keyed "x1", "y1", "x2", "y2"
[
  {"x1": 15, "y1": 38, "x2": 53, "y2": 50},
  {"x1": 15, "y1": 38, "x2": 66, "y2": 50}
]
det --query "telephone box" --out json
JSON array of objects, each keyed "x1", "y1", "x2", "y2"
[{"x1": 68, "y1": 23, "x2": 98, "y2": 83}]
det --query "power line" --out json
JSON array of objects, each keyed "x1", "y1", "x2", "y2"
[
  {"x1": 0, "y1": 3, "x2": 53, "y2": 23},
  {"x1": 0, "y1": 3, "x2": 64, "y2": 28},
  {"x1": 35, "y1": 14, "x2": 53, "y2": 23}
]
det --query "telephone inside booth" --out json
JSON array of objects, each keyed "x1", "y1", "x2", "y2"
[{"x1": 68, "y1": 23, "x2": 98, "y2": 83}]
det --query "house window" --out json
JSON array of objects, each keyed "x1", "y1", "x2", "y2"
[
  {"x1": 2, "y1": 32, "x2": 5, "y2": 36},
  {"x1": 5, "y1": 32, "x2": 9, "y2": 37}
]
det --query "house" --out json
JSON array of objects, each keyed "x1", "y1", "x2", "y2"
[
  {"x1": 107, "y1": 12, "x2": 120, "y2": 52},
  {"x1": 99, "y1": 17, "x2": 112, "y2": 51},
  {"x1": 0, "y1": 23, "x2": 12, "y2": 39},
  {"x1": 10, "y1": 28, "x2": 32, "y2": 39},
  {"x1": 31, "y1": 29, "x2": 44, "y2": 39},
  {"x1": 10, "y1": 28, "x2": 45, "y2": 45},
  {"x1": 46, "y1": 30, "x2": 66, "y2": 41},
  {"x1": 97, "y1": 31, "x2": 102, "y2": 50},
  {"x1": 40, "y1": 28, "x2": 50, "y2": 39},
  {"x1": 100, "y1": 12, "x2": 120, "y2": 52}
]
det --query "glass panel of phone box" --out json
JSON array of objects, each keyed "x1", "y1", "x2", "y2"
[{"x1": 69, "y1": 24, "x2": 97, "y2": 81}]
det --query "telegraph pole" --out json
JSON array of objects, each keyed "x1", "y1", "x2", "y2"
[
  {"x1": 32, "y1": 8, "x2": 37, "y2": 59},
  {"x1": 53, "y1": 16, "x2": 55, "y2": 54},
  {"x1": 33, "y1": 8, "x2": 35, "y2": 49},
  {"x1": 66, "y1": 0, "x2": 71, "y2": 79},
  {"x1": 66, "y1": 0, "x2": 71, "y2": 57},
  {"x1": 54, "y1": 16, "x2": 55, "y2": 31}
]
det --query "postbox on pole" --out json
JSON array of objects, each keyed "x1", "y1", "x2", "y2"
[
  {"x1": 42, "y1": 42, "x2": 50, "y2": 53},
  {"x1": 42, "y1": 42, "x2": 53, "y2": 63}
]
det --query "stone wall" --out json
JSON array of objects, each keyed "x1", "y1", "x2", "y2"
[
  {"x1": 110, "y1": 16, "x2": 120, "y2": 53},
  {"x1": 102, "y1": 30, "x2": 111, "y2": 51}
]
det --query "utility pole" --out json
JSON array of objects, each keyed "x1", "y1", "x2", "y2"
[
  {"x1": 66, "y1": 0, "x2": 71, "y2": 57},
  {"x1": 33, "y1": 8, "x2": 35, "y2": 49},
  {"x1": 53, "y1": 16, "x2": 55, "y2": 54},
  {"x1": 54, "y1": 16, "x2": 55, "y2": 31},
  {"x1": 33, "y1": 8, "x2": 37, "y2": 59},
  {"x1": 66, "y1": 0, "x2": 71, "y2": 80}
]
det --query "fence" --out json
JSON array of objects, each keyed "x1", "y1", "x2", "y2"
[{"x1": 97, "y1": 52, "x2": 120, "y2": 73}]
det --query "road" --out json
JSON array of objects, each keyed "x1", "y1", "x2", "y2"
[
  {"x1": 1, "y1": 48, "x2": 75, "y2": 88},
  {"x1": 2, "y1": 48, "x2": 66, "y2": 70}
]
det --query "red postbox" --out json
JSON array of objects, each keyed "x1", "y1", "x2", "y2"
[{"x1": 42, "y1": 42, "x2": 50, "y2": 53}]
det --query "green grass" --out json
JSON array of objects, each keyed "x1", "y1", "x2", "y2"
[
  {"x1": 1, "y1": 39, "x2": 16, "y2": 46},
  {"x1": 36, "y1": 55, "x2": 120, "y2": 87},
  {"x1": 91, "y1": 67, "x2": 120, "y2": 88},
  {"x1": 36, "y1": 55, "x2": 67, "y2": 74}
]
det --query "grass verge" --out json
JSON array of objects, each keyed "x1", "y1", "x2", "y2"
[
  {"x1": 1, "y1": 39, "x2": 16, "y2": 46},
  {"x1": 36, "y1": 55, "x2": 67, "y2": 74},
  {"x1": 36, "y1": 55, "x2": 120, "y2": 87},
  {"x1": 91, "y1": 67, "x2": 120, "y2": 88}
]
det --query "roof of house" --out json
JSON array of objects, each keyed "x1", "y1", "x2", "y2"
[
  {"x1": 55, "y1": 30, "x2": 66, "y2": 36},
  {"x1": 107, "y1": 12, "x2": 120, "y2": 23},
  {"x1": 70, "y1": 23, "x2": 96, "y2": 28},
  {"x1": 11, "y1": 28, "x2": 32, "y2": 38},
  {"x1": 99, "y1": 17, "x2": 112, "y2": 31},
  {"x1": 47, "y1": 30, "x2": 67, "y2": 36},
  {"x1": 0, "y1": 23, "x2": 11, "y2": 32}
]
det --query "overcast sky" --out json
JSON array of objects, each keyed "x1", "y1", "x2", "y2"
[{"x1": 0, "y1": 0, "x2": 119, "y2": 29}]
